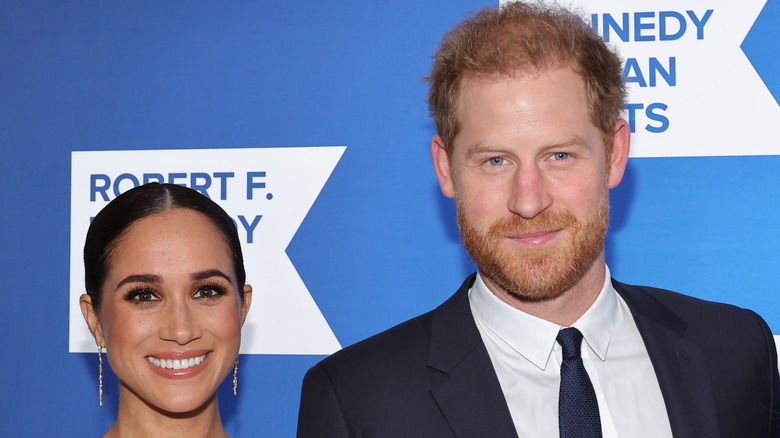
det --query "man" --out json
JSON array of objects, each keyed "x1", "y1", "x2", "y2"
[{"x1": 297, "y1": 2, "x2": 780, "y2": 437}]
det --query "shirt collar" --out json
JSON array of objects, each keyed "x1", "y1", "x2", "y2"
[
  {"x1": 469, "y1": 266, "x2": 617, "y2": 370},
  {"x1": 571, "y1": 265, "x2": 617, "y2": 361}
]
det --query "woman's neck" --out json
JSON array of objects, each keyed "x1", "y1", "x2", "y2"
[{"x1": 102, "y1": 387, "x2": 229, "y2": 438}]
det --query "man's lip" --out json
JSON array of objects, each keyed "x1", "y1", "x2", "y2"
[{"x1": 507, "y1": 229, "x2": 562, "y2": 245}]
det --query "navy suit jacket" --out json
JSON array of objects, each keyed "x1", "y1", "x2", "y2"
[{"x1": 298, "y1": 275, "x2": 780, "y2": 437}]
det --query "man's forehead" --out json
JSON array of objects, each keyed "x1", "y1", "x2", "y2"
[
  {"x1": 454, "y1": 66, "x2": 588, "y2": 121},
  {"x1": 451, "y1": 65, "x2": 596, "y2": 138},
  {"x1": 449, "y1": 68, "x2": 604, "y2": 156}
]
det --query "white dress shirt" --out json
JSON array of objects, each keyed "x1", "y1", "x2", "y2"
[{"x1": 469, "y1": 266, "x2": 673, "y2": 438}]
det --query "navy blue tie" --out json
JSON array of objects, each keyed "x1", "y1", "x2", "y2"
[{"x1": 557, "y1": 327, "x2": 602, "y2": 438}]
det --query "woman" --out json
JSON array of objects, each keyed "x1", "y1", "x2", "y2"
[{"x1": 80, "y1": 182, "x2": 252, "y2": 438}]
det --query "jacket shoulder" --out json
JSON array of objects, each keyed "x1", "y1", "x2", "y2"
[
  {"x1": 317, "y1": 305, "x2": 436, "y2": 375},
  {"x1": 613, "y1": 279, "x2": 774, "y2": 349}
]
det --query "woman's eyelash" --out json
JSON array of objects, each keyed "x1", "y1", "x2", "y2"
[
  {"x1": 122, "y1": 281, "x2": 230, "y2": 302},
  {"x1": 124, "y1": 287, "x2": 158, "y2": 302},
  {"x1": 194, "y1": 281, "x2": 229, "y2": 298}
]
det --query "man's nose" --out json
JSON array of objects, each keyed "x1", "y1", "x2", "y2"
[{"x1": 508, "y1": 163, "x2": 552, "y2": 219}]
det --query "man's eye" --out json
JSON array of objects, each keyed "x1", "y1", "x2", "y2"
[
  {"x1": 488, "y1": 157, "x2": 505, "y2": 166},
  {"x1": 552, "y1": 152, "x2": 569, "y2": 160}
]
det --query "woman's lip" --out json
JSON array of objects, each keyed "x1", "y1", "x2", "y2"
[
  {"x1": 148, "y1": 349, "x2": 210, "y2": 360},
  {"x1": 507, "y1": 229, "x2": 562, "y2": 246},
  {"x1": 145, "y1": 351, "x2": 211, "y2": 378}
]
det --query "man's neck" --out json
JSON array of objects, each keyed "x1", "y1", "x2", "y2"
[{"x1": 481, "y1": 253, "x2": 607, "y2": 327}]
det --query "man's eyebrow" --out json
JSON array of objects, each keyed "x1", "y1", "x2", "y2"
[
  {"x1": 117, "y1": 274, "x2": 162, "y2": 288},
  {"x1": 545, "y1": 135, "x2": 587, "y2": 149},
  {"x1": 191, "y1": 269, "x2": 233, "y2": 283},
  {"x1": 465, "y1": 136, "x2": 588, "y2": 158},
  {"x1": 465, "y1": 142, "x2": 504, "y2": 158}
]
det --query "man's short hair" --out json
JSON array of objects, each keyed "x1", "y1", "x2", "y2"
[{"x1": 425, "y1": 1, "x2": 626, "y2": 155}]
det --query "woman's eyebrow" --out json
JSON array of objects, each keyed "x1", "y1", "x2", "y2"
[
  {"x1": 117, "y1": 274, "x2": 162, "y2": 288},
  {"x1": 191, "y1": 269, "x2": 232, "y2": 282}
]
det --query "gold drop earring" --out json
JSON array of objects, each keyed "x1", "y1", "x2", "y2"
[
  {"x1": 98, "y1": 344, "x2": 104, "y2": 406},
  {"x1": 232, "y1": 359, "x2": 239, "y2": 396}
]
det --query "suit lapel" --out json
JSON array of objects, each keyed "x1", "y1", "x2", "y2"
[
  {"x1": 427, "y1": 275, "x2": 519, "y2": 438},
  {"x1": 426, "y1": 276, "x2": 720, "y2": 437},
  {"x1": 614, "y1": 280, "x2": 720, "y2": 437}
]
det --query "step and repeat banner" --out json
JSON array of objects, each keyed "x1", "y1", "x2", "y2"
[{"x1": 3, "y1": 0, "x2": 780, "y2": 436}]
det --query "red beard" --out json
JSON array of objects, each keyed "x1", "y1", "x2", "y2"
[{"x1": 457, "y1": 193, "x2": 609, "y2": 302}]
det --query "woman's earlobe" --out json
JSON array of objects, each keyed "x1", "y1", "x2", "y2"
[
  {"x1": 241, "y1": 284, "x2": 253, "y2": 325},
  {"x1": 80, "y1": 294, "x2": 105, "y2": 347}
]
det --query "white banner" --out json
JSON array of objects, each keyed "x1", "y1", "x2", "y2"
[
  {"x1": 501, "y1": 0, "x2": 777, "y2": 157},
  {"x1": 69, "y1": 147, "x2": 345, "y2": 355}
]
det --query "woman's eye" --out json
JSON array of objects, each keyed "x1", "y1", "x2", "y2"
[
  {"x1": 194, "y1": 287, "x2": 224, "y2": 299},
  {"x1": 127, "y1": 289, "x2": 159, "y2": 302},
  {"x1": 552, "y1": 152, "x2": 569, "y2": 161},
  {"x1": 488, "y1": 157, "x2": 505, "y2": 166}
]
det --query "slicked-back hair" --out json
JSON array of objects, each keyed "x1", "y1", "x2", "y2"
[
  {"x1": 83, "y1": 183, "x2": 246, "y2": 312},
  {"x1": 425, "y1": 1, "x2": 626, "y2": 156}
]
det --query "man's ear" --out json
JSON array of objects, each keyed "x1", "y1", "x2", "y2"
[
  {"x1": 431, "y1": 134, "x2": 456, "y2": 199},
  {"x1": 240, "y1": 284, "x2": 253, "y2": 326},
  {"x1": 80, "y1": 294, "x2": 105, "y2": 348},
  {"x1": 607, "y1": 118, "x2": 631, "y2": 189}
]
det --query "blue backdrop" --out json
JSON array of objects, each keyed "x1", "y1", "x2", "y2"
[{"x1": 3, "y1": 1, "x2": 780, "y2": 436}]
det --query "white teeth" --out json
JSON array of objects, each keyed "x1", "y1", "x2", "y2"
[{"x1": 148, "y1": 354, "x2": 207, "y2": 370}]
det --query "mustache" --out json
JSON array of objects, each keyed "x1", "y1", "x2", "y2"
[{"x1": 487, "y1": 210, "x2": 578, "y2": 237}]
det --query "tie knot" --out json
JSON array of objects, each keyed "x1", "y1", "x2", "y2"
[{"x1": 557, "y1": 327, "x2": 584, "y2": 360}]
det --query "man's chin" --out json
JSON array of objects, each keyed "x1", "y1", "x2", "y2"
[
  {"x1": 469, "y1": 237, "x2": 578, "y2": 301},
  {"x1": 481, "y1": 263, "x2": 575, "y2": 303}
]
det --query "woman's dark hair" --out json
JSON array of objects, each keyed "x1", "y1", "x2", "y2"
[{"x1": 84, "y1": 183, "x2": 246, "y2": 312}]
